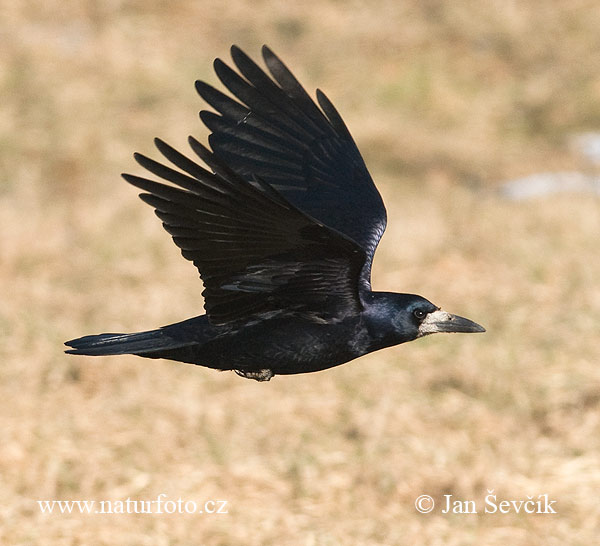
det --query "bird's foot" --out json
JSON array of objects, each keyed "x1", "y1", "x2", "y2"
[{"x1": 234, "y1": 368, "x2": 274, "y2": 382}]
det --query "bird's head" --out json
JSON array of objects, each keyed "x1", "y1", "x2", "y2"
[{"x1": 364, "y1": 292, "x2": 485, "y2": 349}]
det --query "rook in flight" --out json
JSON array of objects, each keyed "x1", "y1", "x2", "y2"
[{"x1": 65, "y1": 46, "x2": 485, "y2": 381}]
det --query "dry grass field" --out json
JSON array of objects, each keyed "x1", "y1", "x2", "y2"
[{"x1": 2, "y1": 1, "x2": 600, "y2": 544}]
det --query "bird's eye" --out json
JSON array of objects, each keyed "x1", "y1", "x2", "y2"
[{"x1": 413, "y1": 309, "x2": 426, "y2": 320}]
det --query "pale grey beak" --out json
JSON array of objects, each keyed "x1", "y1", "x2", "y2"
[{"x1": 418, "y1": 309, "x2": 486, "y2": 337}]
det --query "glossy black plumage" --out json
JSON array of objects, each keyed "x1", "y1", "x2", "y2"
[{"x1": 65, "y1": 45, "x2": 484, "y2": 381}]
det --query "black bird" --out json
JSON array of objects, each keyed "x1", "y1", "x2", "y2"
[{"x1": 65, "y1": 45, "x2": 485, "y2": 381}]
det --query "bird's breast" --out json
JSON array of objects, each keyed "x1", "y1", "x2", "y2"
[{"x1": 209, "y1": 316, "x2": 371, "y2": 375}]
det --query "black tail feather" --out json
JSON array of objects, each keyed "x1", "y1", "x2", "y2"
[{"x1": 65, "y1": 328, "x2": 195, "y2": 356}]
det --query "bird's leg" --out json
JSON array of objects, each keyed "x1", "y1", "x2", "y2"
[{"x1": 234, "y1": 368, "x2": 274, "y2": 382}]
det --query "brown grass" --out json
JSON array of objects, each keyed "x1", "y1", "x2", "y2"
[{"x1": 2, "y1": 1, "x2": 600, "y2": 544}]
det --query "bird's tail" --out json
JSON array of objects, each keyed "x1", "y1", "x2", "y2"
[
  {"x1": 65, "y1": 329, "x2": 184, "y2": 356},
  {"x1": 65, "y1": 316, "x2": 208, "y2": 357}
]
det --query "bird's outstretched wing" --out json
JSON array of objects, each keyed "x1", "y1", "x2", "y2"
[
  {"x1": 196, "y1": 45, "x2": 387, "y2": 289},
  {"x1": 123, "y1": 138, "x2": 366, "y2": 326}
]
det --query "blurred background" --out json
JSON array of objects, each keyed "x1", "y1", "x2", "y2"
[{"x1": 2, "y1": 1, "x2": 599, "y2": 544}]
